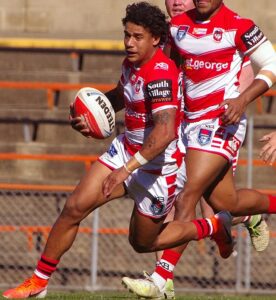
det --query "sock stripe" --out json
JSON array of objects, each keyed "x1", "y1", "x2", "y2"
[
  {"x1": 192, "y1": 218, "x2": 210, "y2": 240},
  {"x1": 35, "y1": 255, "x2": 59, "y2": 279},
  {"x1": 41, "y1": 255, "x2": 59, "y2": 266}
]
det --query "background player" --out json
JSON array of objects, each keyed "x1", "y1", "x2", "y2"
[{"x1": 121, "y1": 1, "x2": 276, "y2": 299}]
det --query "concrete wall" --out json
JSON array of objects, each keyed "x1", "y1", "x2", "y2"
[{"x1": 0, "y1": 0, "x2": 275, "y2": 41}]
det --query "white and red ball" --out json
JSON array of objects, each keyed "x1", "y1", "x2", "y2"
[{"x1": 73, "y1": 87, "x2": 115, "y2": 139}]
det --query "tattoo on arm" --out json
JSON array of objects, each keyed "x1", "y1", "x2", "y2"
[
  {"x1": 143, "y1": 136, "x2": 156, "y2": 151},
  {"x1": 153, "y1": 111, "x2": 170, "y2": 125}
]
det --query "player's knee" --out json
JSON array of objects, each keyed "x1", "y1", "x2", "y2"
[
  {"x1": 129, "y1": 236, "x2": 155, "y2": 253},
  {"x1": 61, "y1": 198, "x2": 86, "y2": 222}
]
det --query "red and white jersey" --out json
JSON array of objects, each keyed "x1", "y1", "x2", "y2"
[
  {"x1": 169, "y1": 4, "x2": 266, "y2": 121},
  {"x1": 120, "y1": 48, "x2": 183, "y2": 171}
]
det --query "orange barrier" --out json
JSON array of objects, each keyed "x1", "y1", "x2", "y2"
[
  {"x1": 0, "y1": 80, "x2": 274, "y2": 111},
  {"x1": 0, "y1": 225, "x2": 128, "y2": 251},
  {"x1": 0, "y1": 81, "x2": 116, "y2": 109},
  {"x1": 1, "y1": 152, "x2": 276, "y2": 169},
  {"x1": 238, "y1": 158, "x2": 276, "y2": 168},
  {"x1": 0, "y1": 152, "x2": 98, "y2": 171},
  {"x1": 257, "y1": 89, "x2": 276, "y2": 114},
  {"x1": 0, "y1": 223, "x2": 275, "y2": 252}
]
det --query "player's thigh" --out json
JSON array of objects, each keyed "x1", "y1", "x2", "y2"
[
  {"x1": 184, "y1": 149, "x2": 229, "y2": 196},
  {"x1": 206, "y1": 165, "x2": 238, "y2": 212},
  {"x1": 182, "y1": 116, "x2": 246, "y2": 196},
  {"x1": 65, "y1": 161, "x2": 125, "y2": 219},
  {"x1": 129, "y1": 205, "x2": 165, "y2": 251}
]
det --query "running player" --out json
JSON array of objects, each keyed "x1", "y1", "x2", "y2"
[
  {"x1": 121, "y1": 0, "x2": 276, "y2": 299},
  {"x1": 2, "y1": 2, "x2": 234, "y2": 299}
]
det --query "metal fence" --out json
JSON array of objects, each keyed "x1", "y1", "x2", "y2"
[{"x1": 0, "y1": 187, "x2": 275, "y2": 294}]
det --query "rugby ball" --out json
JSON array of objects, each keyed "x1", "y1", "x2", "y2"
[{"x1": 73, "y1": 87, "x2": 115, "y2": 139}]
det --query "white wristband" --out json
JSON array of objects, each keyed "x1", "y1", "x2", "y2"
[
  {"x1": 255, "y1": 74, "x2": 273, "y2": 88},
  {"x1": 134, "y1": 151, "x2": 148, "y2": 165}
]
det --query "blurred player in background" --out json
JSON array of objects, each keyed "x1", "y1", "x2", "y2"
[
  {"x1": 3, "y1": 2, "x2": 234, "y2": 299},
  {"x1": 260, "y1": 131, "x2": 276, "y2": 164},
  {"x1": 122, "y1": 0, "x2": 276, "y2": 299}
]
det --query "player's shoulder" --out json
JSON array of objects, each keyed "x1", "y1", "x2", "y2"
[
  {"x1": 150, "y1": 49, "x2": 179, "y2": 77},
  {"x1": 222, "y1": 4, "x2": 255, "y2": 29}
]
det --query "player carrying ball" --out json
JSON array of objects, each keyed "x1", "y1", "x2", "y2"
[{"x1": 3, "y1": 2, "x2": 234, "y2": 299}]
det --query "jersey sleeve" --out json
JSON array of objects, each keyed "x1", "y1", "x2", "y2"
[
  {"x1": 235, "y1": 18, "x2": 266, "y2": 55},
  {"x1": 145, "y1": 64, "x2": 179, "y2": 114}
]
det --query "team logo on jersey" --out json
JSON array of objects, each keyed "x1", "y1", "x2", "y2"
[
  {"x1": 147, "y1": 79, "x2": 172, "y2": 103},
  {"x1": 150, "y1": 197, "x2": 165, "y2": 215},
  {"x1": 241, "y1": 25, "x2": 265, "y2": 50},
  {"x1": 197, "y1": 128, "x2": 212, "y2": 146},
  {"x1": 107, "y1": 143, "x2": 118, "y2": 157},
  {"x1": 192, "y1": 27, "x2": 207, "y2": 35},
  {"x1": 213, "y1": 28, "x2": 224, "y2": 42},
  {"x1": 176, "y1": 25, "x2": 189, "y2": 41},
  {"x1": 154, "y1": 62, "x2": 169, "y2": 71},
  {"x1": 135, "y1": 77, "x2": 144, "y2": 93}
]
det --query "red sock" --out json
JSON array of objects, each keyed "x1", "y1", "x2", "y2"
[
  {"x1": 268, "y1": 194, "x2": 276, "y2": 213},
  {"x1": 192, "y1": 218, "x2": 211, "y2": 240},
  {"x1": 34, "y1": 254, "x2": 59, "y2": 280},
  {"x1": 154, "y1": 249, "x2": 181, "y2": 280}
]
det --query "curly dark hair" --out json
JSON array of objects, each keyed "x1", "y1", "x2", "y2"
[{"x1": 122, "y1": 2, "x2": 168, "y2": 46}]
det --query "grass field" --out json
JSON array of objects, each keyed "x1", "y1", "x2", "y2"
[{"x1": 1, "y1": 291, "x2": 276, "y2": 300}]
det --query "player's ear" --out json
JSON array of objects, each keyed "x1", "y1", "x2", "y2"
[{"x1": 152, "y1": 36, "x2": 160, "y2": 47}]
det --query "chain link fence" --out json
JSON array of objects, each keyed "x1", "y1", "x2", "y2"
[{"x1": 0, "y1": 188, "x2": 275, "y2": 294}]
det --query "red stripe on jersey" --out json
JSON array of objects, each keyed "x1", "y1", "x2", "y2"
[
  {"x1": 167, "y1": 175, "x2": 177, "y2": 186},
  {"x1": 185, "y1": 89, "x2": 225, "y2": 112}
]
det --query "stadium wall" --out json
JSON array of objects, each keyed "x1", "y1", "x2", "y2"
[{"x1": 0, "y1": 0, "x2": 275, "y2": 41}]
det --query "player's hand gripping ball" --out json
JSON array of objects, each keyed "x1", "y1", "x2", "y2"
[{"x1": 73, "y1": 87, "x2": 115, "y2": 139}]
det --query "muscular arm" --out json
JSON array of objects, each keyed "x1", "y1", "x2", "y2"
[
  {"x1": 220, "y1": 41, "x2": 276, "y2": 125},
  {"x1": 135, "y1": 108, "x2": 176, "y2": 161},
  {"x1": 102, "y1": 107, "x2": 177, "y2": 197}
]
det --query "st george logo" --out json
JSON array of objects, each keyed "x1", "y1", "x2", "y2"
[
  {"x1": 150, "y1": 197, "x2": 165, "y2": 215},
  {"x1": 213, "y1": 28, "x2": 223, "y2": 42},
  {"x1": 177, "y1": 25, "x2": 189, "y2": 41},
  {"x1": 198, "y1": 128, "x2": 212, "y2": 146}
]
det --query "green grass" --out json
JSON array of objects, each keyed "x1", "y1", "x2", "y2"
[{"x1": 1, "y1": 291, "x2": 276, "y2": 300}]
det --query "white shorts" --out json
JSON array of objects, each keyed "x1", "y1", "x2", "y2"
[
  {"x1": 181, "y1": 116, "x2": 247, "y2": 173},
  {"x1": 99, "y1": 134, "x2": 186, "y2": 219}
]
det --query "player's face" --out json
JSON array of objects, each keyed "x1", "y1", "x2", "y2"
[
  {"x1": 124, "y1": 22, "x2": 160, "y2": 67},
  {"x1": 165, "y1": 0, "x2": 194, "y2": 18},
  {"x1": 192, "y1": 0, "x2": 223, "y2": 20}
]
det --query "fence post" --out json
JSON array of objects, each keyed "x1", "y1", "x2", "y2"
[
  {"x1": 91, "y1": 208, "x2": 99, "y2": 290},
  {"x1": 244, "y1": 115, "x2": 254, "y2": 292}
]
